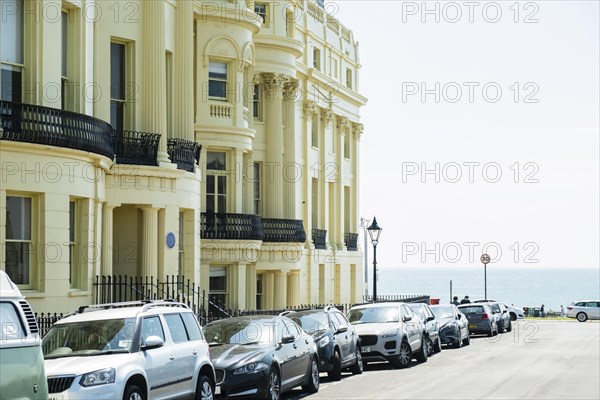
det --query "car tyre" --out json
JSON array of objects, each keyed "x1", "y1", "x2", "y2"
[
  {"x1": 196, "y1": 375, "x2": 214, "y2": 400},
  {"x1": 433, "y1": 337, "x2": 442, "y2": 353},
  {"x1": 577, "y1": 312, "x2": 588, "y2": 322},
  {"x1": 498, "y1": 321, "x2": 505, "y2": 333},
  {"x1": 392, "y1": 340, "x2": 412, "y2": 369},
  {"x1": 350, "y1": 347, "x2": 363, "y2": 375},
  {"x1": 123, "y1": 385, "x2": 145, "y2": 400},
  {"x1": 506, "y1": 321, "x2": 512, "y2": 332},
  {"x1": 328, "y1": 350, "x2": 342, "y2": 381},
  {"x1": 302, "y1": 358, "x2": 320, "y2": 393},
  {"x1": 266, "y1": 367, "x2": 280, "y2": 400},
  {"x1": 415, "y1": 336, "x2": 428, "y2": 363},
  {"x1": 427, "y1": 337, "x2": 434, "y2": 356},
  {"x1": 510, "y1": 312, "x2": 517, "y2": 321},
  {"x1": 462, "y1": 333, "x2": 470, "y2": 346}
]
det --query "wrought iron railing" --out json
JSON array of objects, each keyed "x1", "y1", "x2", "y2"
[
  {"x1": 167, "y1": 138, "x2": 201, "y2": 172},
  {"x1": 344, "y1": 232, "x2": 359, "y2": 251},
  {"x1": 200, "y1": 212, "x2": 264, "y2": 240},
  {"x1": 363, "y1": 294, "x2": 431, "y2": 304},
  {"x1": 114, "y1": 130, "x2": 160, "y2": 166},
  {"x1": 262, "y1": 218, "x2": 306, "y2": 242},
  {"x1": 312, "y1": 228, "x2": 327, "y2": 250},
  {"x1": 0, "y1": 100, "x2": 114, "y2": 159}
]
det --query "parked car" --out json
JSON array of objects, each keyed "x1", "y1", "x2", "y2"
[
  {"x1": 203, "y1": 315, "x2": 319, "y2": 399},
  {"x1": 477, "y1": 301, "x2": 512, "y2": 333},
  {"x1": 566, "y1": 300, "x2": 600, "y2": 322},
  {"x1": 283, "y1": 306, "x2": 362, "y2": 380},
  {"x1": 474, "y1": 300, "x2": 524, "y2": 321},
  {"x1": 458, "y1": 303, "x2": 498, "y2": 337},
  {"x1": 407, "y1": 303, "x2": 442, "y2": 355},
  {"x1": 0, "y1": 270, "x2": 48, "y2": 400},
  {"x1": 347, "y1": 302, "x2": 428, "y2": 368},
  {"x1": 42, "y1": 301, "x2": 215, "y2": 400},
  {"x1": 430, "y1": 304, "x2": 470, "y2": 348}
]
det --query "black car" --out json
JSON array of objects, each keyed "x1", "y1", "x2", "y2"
[
  {"x1": 203, "y1": 315, "x2": 320, "y2": 400},
  {"x1": 430, "y1": 304, "x2": 470, "y2": 348},
  {"x1": 284, "y1": 306, "x2": 363, "y2": 380}
]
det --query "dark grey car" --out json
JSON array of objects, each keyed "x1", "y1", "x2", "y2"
[
  {"x1": 430, "y1": 304, "x2": 470, "y2": 348},
  {"x1": 458, "y1": 303, "x2": 498, "y2": 337},
  {"x1": 408, "y1": 303, "x2": 442, "y2": 355}
]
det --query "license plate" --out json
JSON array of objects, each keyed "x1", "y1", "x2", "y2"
[
  {"x1": 215, "y1": 385, "x2": 221, "y2": 395},
  {"x1": 361, "y1": 346, "x2": 371, "y2": 353},
  {"x1": 469, "y1": 324, "x2": 477, "y2": 329}
]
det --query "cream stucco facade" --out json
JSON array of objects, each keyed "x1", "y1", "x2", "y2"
[{"x1": 0, "y1": 0, "x2": 366, "y2": 314}]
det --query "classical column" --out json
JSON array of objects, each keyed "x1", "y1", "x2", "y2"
[
  {"x1": 283, "y1": 80, "x2": 299, "y2": 219},
  {"x1": 264, "y1": 272, "x2": 275, "y2": 309},
  {"x1": 274, "y1": 271, "x2": 288, "y2": 308},
  {"x1": 352, "y1": 123, "x2": 364, "y2": 232},
  {"x1": 234, "y1": 263, "x2": 247, "y2": 310},
  {"x1": 262, "y1": 73, "x2": 287, "y2": 218},
  {"x1": 287, "y1": 270, "x2": 300, "y2": 307},
  {"x1": 143, "y1": 1, "x2": 169, "y2": 162},
  {"x1": 101, "y1": 204, "x2": 116, "y2": 276},
  {"x1": 140, "y1": 207, "x2": 160, "y2": 277},
  {"x1": 336, "y1": 116, "x2": 351, "y2": 246},
  {"x1": 245, "y1": 264, "x2": 257, "y2": 309},
  {"x1": 303, "y1": 100, "x2": 317, "y2": 239},
  {"x1": 320, "y1": 108, "x2": 332, "y2": 241},
  {"x1": 174, "y1": 0, "x2": 194, "y2": 141}
]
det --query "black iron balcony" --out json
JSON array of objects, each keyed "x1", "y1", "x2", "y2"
[
  {"x1": 312, "y1": 228, "x2": 327, "y2": 250},
  {"x1": 344, "y1": 232, "x2": 359, "y2": 251},
  {"x1": 114, "y1": 130, "x2": 161, "y2": 166},
  {"x1": 0, "y1": 100, "x2": 114, "y2": 159},
  {"x1": 167, "y1": 138, "x2": 202, "y2": 173},
  {"x1": 201, "y1": 212, "x2": 263, "y2": 240},
  {"x1": 262, "y1": 219, "x2": 306, "y2": 243}
]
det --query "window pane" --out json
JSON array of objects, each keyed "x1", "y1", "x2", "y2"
[
  {"x1": 217, "y1": 195, "x2": 226, "y2": 213},
  {"x1": 110, "y1": 101, "x2": 124, "y2": 131},
  {"x1": 207, "y1": 152, "x2": 226, "y2": 170},
  {"x1": 208, "y1": 62, "x2": 227, "y2": 77},
  {"x1": 5, "y1": 242, "x2": 29, "y2": 285},
  {"x1": 1, "y1": 68, "x2": 22, "y2": 102},
  {"x1": 0, "y1": 0, "x2": 24, "y2": 64},
  {"x1": 208, "y1": 81, "x2": 226, "y2": 99},
  {"x1": 110, "y1": 43, "x2": 125, "y2": 100},
  {"x1": 218, "y1": 176, "x2": 227, "y2": 194},
  {"x1": 206, "y1": 175, "x2": 215, "y2": 194},
  {"x1": 69, "y1": 201, "x2": 76, "y2": 242},
  {"x1": 210, "y1": 276, "x2": 226, "y2": 292},
  {"x1": 178, "y1": 212, "x2": 184, "y2": 251},
  {"x1": 181, "y1": 313, "x2": 203, "y2": 341},
  {"x1": 62, "y1": 12, "x2": 68, "y2": 77},
  {"x1": 6, "y1": 197, "x2": 31, "y2": 240},
  {"x1": 206, "y1": 195, "x2": 215, "y2": 213},
  {"x1": 164, "y1": 314, "x2": 189, "y2": 343}
]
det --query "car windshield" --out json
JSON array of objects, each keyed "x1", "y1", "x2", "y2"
[
  {"x1": 459, "y1": 306, "x2": 485, "y2": 314},
  {"x1": 203, "y1": 319, "x2": 275, "y2": 345},
  {"x1": 42, "y1": 318, "x2": 135, "y2": 359},
  {"x1": 431, "y1": 306, "x2": 454, "y2": 319},
  {"x1": 347, "y1": 306, "x2": 399, "y2": 324},
  {"x1": 288, "y1": 313, "x2": 329, "y2": 335}
]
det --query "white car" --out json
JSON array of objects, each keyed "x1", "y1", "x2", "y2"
[
  {"x1": 566, "y1": 300, "x2": 600, "y2": 322},
  {"x1": 42, "y1": 301, "x2": 216, "y2": 400},
  {"x1": 474, "y1": 300, "x2": 525, "y2": 321}
]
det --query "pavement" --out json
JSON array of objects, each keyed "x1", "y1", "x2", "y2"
[{"x1": 284, "y1": 320, "x2": 600, "y2": 399}]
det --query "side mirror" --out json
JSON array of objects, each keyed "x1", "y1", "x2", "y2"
[
  {"x1": 281, "y1": 335, "x2": 295, "y2": 344},
  {"x1": 456, "y1": 314, "x2": 461, "y2": 320},
  {"x1": 336, "y1": 325, "x2": 348, "y2": 334},
  {"x1": 502, "y1": 310, "x2": 507, "y2": 314},
  {"x1": 427, "y1": 316, "x2": 435, "y2": 322},
  {"x1": 142, "y1": 335, "x2": 164, "y2": 350},
  {"x1": 403, "y1": 315, "x2": 412, "y2": 322}
]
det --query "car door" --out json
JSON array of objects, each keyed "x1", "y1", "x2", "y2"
[
  {"x1": 140, "y1": 316, "x2": 176, "y2": 400},
  {"x1": 588, "y1": 302, "x2": 600, "y2": 318},
  {"x1": 275, "y1": 318, "x2": 301, "y2": 390},
  {"x1": 283, "y1": 318, "x2": 310, "y2": 387},
  {"x1": 401, "y1": 305, "x2": 421, "y2": 350},
  {"x1": 163, "y1": 313, "x2": 196, "y2": 397},
  {"x1": 332, "y1": 312, "x2": 354, "y2": 364}
]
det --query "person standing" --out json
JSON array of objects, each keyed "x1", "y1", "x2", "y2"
[
  {"x1": 460, "y1": 295, "x2": 471, "y2": 304},
  {"x1": 540, "y1": 304, "x2": 545, "y2": 318},
  {"x1": 560, "y1": 305, "x2": 565, "y2": 317},
  {"x1": 452, "y1": 296, "x2": 460, "y2": 306}
]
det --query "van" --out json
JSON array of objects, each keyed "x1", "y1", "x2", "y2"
[{"x1": 0, "y1": 270, "x2": 48, "y2": 399}]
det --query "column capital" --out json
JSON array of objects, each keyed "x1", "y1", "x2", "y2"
[
  {"x1": 303, "y1": 100, "x2": 317, "y2": 119},
  {"x1": 320, "y1": 107, "x2": 333, "y2": 126},
  {"x1": 283, "y1": 79, "x2": 299, "y2": 102},
  {"x1": 336, "y1": 116, "x2": 351, "y2": 131},
  {"x1": 353, "y1": 122, "x2": 364, "y2": 139},
  {"x1": 262, "y1": 73, "x2": 288, "y2": 94}
]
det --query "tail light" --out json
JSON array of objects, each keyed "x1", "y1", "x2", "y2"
[
  {"x1": 482, "y1": 313, "x2": 489, "y2": 320},
  {"x1": 567, "y1": 306, "x2": 573, "y2": 310}
]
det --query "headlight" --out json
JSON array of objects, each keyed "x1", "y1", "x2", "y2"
[
  {"x1": 381, "y1": 328, "x2": 399, "y2": 338},
  {"x1": 318, "y1": 336, "x2": 330, "y2": 348},
  {"x1": 80, "y1": 368, "x2": 115, "y2": 387},
  {"x1": 232, "y1": 362, "x2": 268, "y2": 375}
]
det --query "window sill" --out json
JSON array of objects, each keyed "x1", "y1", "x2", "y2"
[
  {"x1": 311, "y1": 146, "x2": 319, "y2": 150},
  {"x1": 20, "y1": 290, "x2": 46, "y2": 298},
  {"x1": 68, "y1": 289, "x2": 90, "y2": 297}
]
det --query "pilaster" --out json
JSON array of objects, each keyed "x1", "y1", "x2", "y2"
[{"x1": 174, "y1": 0, "x2": 195, "y2": 140}]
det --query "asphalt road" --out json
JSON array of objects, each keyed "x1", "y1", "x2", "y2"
[{"x1": 284, "y1": 320, "x2": 600, "y2": 400}]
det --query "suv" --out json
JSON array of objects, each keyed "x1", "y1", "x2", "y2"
[
  {"x1": 407, "y1": 303, "x2": 442, "y2": 355},
  {"x1": 284, "y1": 306, "x2": 363, "y2": 380},
  {"x1": 42, "y1": 301, "x2": 215, "y2": 400},
  {"x1": 0, "y1": 270, "x2": 48, "y2": 400},
  {"x1": 347, "y1": 302, "x2": 428, "y2": 369}
]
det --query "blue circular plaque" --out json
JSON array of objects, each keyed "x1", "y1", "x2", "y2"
[{"x1": 166, "y1": 232, "x2": 176, "y2": 249}]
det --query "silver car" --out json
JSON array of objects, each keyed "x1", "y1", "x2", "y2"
[
  {"x1": 347, "y1": 302, "x2": 428, "y2": 369},
  {"x1": 567, "y1": 300, "x2": 600, "y2": 322},
  {"x1": 407, "y1": 303, "x2": 442, "y2": 355}
]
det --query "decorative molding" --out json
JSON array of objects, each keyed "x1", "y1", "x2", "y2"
[
  {"x1": 353, "y1": 122, "x2": 364, "y2": 139},
  {"x1": 320, "y1": 108, "x2": 333, "y2": 126},
  {"x1": 337, "y1": 116, "x2": 351, "y2": 131},
  {"x1": 283, "y1": 80, "x2": 299, "y2": 102},
  {"x1": 262, "y1": 73, "x2": 288, "y2": 94},
  {"x1": 303, "y1": 100, "x2": 317, "y2": 119}
]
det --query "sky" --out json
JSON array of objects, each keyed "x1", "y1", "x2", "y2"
[{"x1": 332, "y1": 1, "x2": 599, "y2": 269}]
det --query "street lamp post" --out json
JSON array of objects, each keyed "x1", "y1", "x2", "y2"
[
  {"x1": 360, "y1": 217, "x2": 370, "y2": 299},
  {"x1": 367, "y1": 217, "x2": 382, "y2": 303}
]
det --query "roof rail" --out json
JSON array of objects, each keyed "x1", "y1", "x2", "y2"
[
  {"x1": 73, "y1": 300, "x2": 188, "y2": 315},
  {"x1": 141, "y1": 300, "x2": 189, "y2": 313},
  {"x1": 279, "y1": 310, "x2": 295, "y2": 317}
]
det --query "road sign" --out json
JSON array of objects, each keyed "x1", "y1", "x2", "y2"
[{"x1": 480, "y1": 254, "x2": 491, "y2": 264}]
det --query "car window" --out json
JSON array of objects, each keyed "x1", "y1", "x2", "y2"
[
  {"x1": 333, "y1": 312, "x2": 349, "y2": 328},
  {"x1": 164, "y1": 314, "x2": 189, "y2": 343},
  {"x1": 408, "y1": 305, "x2": 424, "y2": 320},
  {"x1": 284, "y1": 319, "x2": 303, "y2": 338},
  {"x1": 289, "y1": 312, "x2": 329, "y2": 334},
  {"x1": 348, "y1": 306, "x2": 400, "y2": 324},
  {"x1": 576, "y1": 302, "x2": 586, "y2": 307},
  {"x1": 587, "y1": 302, "x2": 600, "y2": 308},
  {"x1": 181, "y1": 312, "x2": 203, "y2": 341},
  {"x1": 402, "y1": 305, "x2": 414, "y2": 319},
  {"x1": 142, "y1": 316, "x2": 165, "y2": 343},
  {"x1": 459, "y1": 306, "x2": 485, "y2": 314},
  {"x1": 0, "y1": 302, "x2": 25, "y2": 339},
  {"x1": 329, "y1": 312, "x2": 340, "y2": 331}
]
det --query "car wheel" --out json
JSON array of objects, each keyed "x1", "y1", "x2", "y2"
[
  {"x1": 266, "y1": 368, "x2": 280, "y2": 400},
  {"x1": 196, "y1": 375, "x2": 214, "y2": 400},
  {"x1": 506, "y1": 321, "x2": 512, "y2": 332},
  {"x1": 415, "y1": 336, "x2": 428, "y2": 363},
  {"x1": 302, "y1": 358, "x2": 320, "y2": 393},
  {"x1": 577, "y1": 312, "x2": 588, "y2": 322},
  {"x1": 498, "y1": 321, "x2": 505, "y2": 333},
  {"x1": 392, "y1": 340, "x2": 412, "y2": 369},
  {"x1": 328, "y1": 350, "x2": 342, "y2": 381},
  {"x1": 510, "y1": 312, "x2": 517, "y2": 321},
  {"x1": 350, "y1": 347, "x2": 363, "y2": 375},
  {"x1": 123, "y1": 385, "x2": 145, "y2": 400},
  {"x1": 427, "y1": 337, "x2": 434, "y2": 356},
  {"x1": 433, "y1": 337, "x2": 442, "y2": 353},
  {"x1": 462, "y1": 333, "x2": 470, "y2": 346},
  {"x1": 493, "y1": 324, "x2": 499, "y2": 336},
  {"x1": 454, "y1": 335, "x2": 462, "y2": 348}
]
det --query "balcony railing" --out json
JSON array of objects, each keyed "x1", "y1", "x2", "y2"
[
  {"x1": 0, "y1": 100, "x2": 114, "y2": 159},
  {"x1": 201, "y1": 212, "x2": 263, "y2": 240},
  {"x1": 344, "y1": 232, "x2": 359, "y2": 251},
  {"x1": 312, "y1": 228, "x2": 327, "y2": 250},
  {"x1": 262, "y1": 219, "x2": 306, "y2": 243},
  {"x1": 114, "y1": 130, "x2": 160, "y2": 166},
  {"x1": 167, "y1": 138, "x2": 201, "y2": 172}
]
